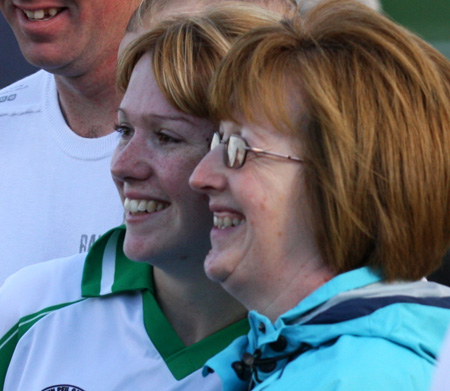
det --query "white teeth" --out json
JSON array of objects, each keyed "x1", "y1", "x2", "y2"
[
  {"x1": 23, "y1": 8, "x2": 60, "y2": 21},
  {"x1": 34, "y1": 9, "x2": 45, "y2": 19},
  {"x1": 223, "y1": 217, "x2": 232, "y2": 228},
  {"x1": 137, "y1": 200, "x2": 147, "y2": 212},
  {"x1": 129, "y1": 199, "x2": 139, "y2": 213},
  {"x1": 214, "y1": 215, "x2": 245, "y2": 229},
  {"x1": 124, "y1": 197, "x2": 167, "y2": 215},
  {"x1": 147, "y1": 201, "x2": 156, "y2": 213}
]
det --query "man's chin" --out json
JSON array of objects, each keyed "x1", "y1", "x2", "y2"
[{"x1": 17, "y1": 42, "x2": 74, "y2": 74}]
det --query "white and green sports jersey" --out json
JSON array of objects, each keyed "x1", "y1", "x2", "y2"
[{"x1": 0, "y1": 226, "x2": 249, "y2": 391}]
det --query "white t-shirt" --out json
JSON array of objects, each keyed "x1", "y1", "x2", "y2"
[
  {"x1": 0, "y1": 70, "x2": 124, "y2": 285},
  {"x1": 0, "y1": 227, "x2": 249, "y2": 390}
]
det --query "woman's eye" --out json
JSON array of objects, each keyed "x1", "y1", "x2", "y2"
[
  {"x1": 156, "y1": 131, "x2": 180, "y2": 144},
  {"x1": 114, "y1": 123, "x2": 134, "y2": 138}
]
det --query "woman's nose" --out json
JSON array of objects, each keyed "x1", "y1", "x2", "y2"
[
  {"x1": 190, "y1": 145, "x2": 227, "y2": 194},
  {"x1": 111, "y1": 136, "x2": 153, "y2": 183}
]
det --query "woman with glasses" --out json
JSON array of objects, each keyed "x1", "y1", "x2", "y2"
[{"x1": 190, "y1": 0, "x2": 450, "y2": 390}]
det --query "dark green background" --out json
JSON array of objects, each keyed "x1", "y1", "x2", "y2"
[{"x1": 382, "y1": 0, "x2": 450, "y2": 58}]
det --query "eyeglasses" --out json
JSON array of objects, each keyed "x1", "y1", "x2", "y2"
[{"x1": 210, "y1": 132, "x2": 303, "y2": 169}]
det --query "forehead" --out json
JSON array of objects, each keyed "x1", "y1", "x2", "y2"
[
  {"x1": 119, "y1": 53, "x2": 182, "y2": 117},
  {"x1": 120, "y1": 52, "x2": 215, "y2": 134}
]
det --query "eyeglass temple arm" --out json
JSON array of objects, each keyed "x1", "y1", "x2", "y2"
[{"x1": 246, "y1": 146, "x2": 303, "y2": 163}]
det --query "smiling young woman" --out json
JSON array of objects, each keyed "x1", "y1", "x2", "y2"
[{"x1": 0, "y1": 3, "x2": 291, "y2": 390}]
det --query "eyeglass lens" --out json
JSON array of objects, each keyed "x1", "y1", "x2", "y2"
[
  {"x1": 210, "y1": 132, "x2": 248, "y2": 169},
  {"x1": 227, "y1": 135, "x2": 246, "y2": 168},
  {"x1": 210, "y1": 132, "x2": 220, "y2": 151}
]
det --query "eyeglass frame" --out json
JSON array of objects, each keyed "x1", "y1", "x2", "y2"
[{"x1": 210, "y1": 132, "x2": 303, "y2": 169}]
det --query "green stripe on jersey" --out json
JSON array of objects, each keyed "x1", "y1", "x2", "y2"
[
  {"x1": 1, "y1": 225, "x2": 250, "y2": 387},
  {"x1": 85, "y1": 225, "x2": 250, "y2": 380},
  {"x1": 142, "y1": 290, "x2": 249, "y2": 380},
  {"x1": 0, "y1": 325, "x2": 17, "y2": 388},
  {"x1": 0, "y1": 299, "x2": 84, "y2": 388},
  {"x1": 111, "y1": 234, "x2": 153, "y2": 294},
  {"x1": 82, "y1": 226, "x2": 153, "y2": 297}
]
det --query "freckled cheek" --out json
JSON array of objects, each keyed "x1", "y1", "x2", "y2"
[
  {"x1": 111, "y1": 142, "x2": 139, "y2": 171},
  {"x1": 160, "y1": 156, "x2": 202, "y2": 196}
]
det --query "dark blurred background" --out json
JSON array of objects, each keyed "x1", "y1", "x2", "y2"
[{"x1": 0, "y1": 15, "x2": 38, "y2": 89}]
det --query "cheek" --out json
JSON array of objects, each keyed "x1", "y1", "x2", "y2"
[
  {"x1": 239, "y1": 176, "x2": 270, "y2": 216},
  {"x1": 160, "y1": 153, "x2": 206, "y2": 197},
  {"x1": 240, "y1": 174, "x2": 300, "y2": 234}
]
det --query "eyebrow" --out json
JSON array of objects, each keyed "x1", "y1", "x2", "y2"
[{"x1": 116, "y1": 108, "x2": 197, "y2": 126}]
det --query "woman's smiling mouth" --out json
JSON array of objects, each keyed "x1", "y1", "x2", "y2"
[
  {"x1": 124, "y1": 197, "x2": 169, "y2": 215},
  {"x1": 213, "y1": 214, "x2": 245, "y2": 229}
]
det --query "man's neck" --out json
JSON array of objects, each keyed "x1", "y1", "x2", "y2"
[{"x1": 54, "y1": 60, "x2": 121, "y2": 138}]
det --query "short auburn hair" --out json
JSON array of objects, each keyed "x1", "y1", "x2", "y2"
[
  {"x1": 117, "y1": 2, "x2": 281, "y2": 118},
  {"x1": 125, "y1": 0, "x2": 295, "y2": 34},
  {"x1": 209, "y1": 0, "x2": 450, "y2": 280}
]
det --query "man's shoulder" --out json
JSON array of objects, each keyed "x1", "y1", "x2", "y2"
[
  {"x1": 0, "y1": 253, "x2": 87, "y2": 337},
  {"x1": 0, "y1": 70, "x2": 49, "y2": 94},
  {"x1": 0, "y1": 70, "x2": 53, "y2": 114}
]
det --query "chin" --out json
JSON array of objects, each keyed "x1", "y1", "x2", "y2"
[
  {"x1": 18, "y1": 44, "x2": 74, "y2": 73},
  {"x1": 204, "y1": 254, "x2": 230, "y2": 283},
  {"x1": 22, "y1": 56, "x2": 65, "y2": 72},
  {"x1": 122, "y1": 247, "x2": 147, "y2": 263},
  {"x1": 122, "y1": 237, "x2": 150, "y2": 263}
]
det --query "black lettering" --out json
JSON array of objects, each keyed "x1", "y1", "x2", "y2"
[
  {"x1": 0, "y1": 96, "x2": 6, "y2": 103},
  {"x1": 7, "y1": 94, "x2": 16, "y2": 101},
  {"x1": 79, "y1": 235, "x2": 88, "y2": 252},
  {"x1": 80, "y1": 234, "x2": 101, "y2": 252}
]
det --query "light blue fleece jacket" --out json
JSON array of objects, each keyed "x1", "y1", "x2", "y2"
[{"x1": 204, "y1": 267, "x2": 450, "y2": 391}]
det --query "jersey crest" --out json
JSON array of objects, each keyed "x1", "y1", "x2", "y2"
[{"x1": 41, "y1": 385, "x2": 85, "y2": 391}]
